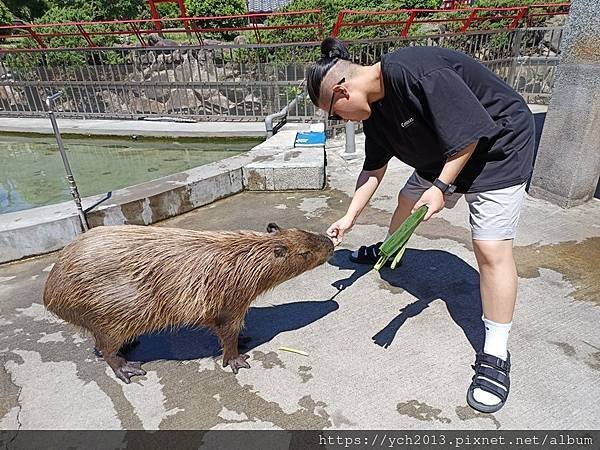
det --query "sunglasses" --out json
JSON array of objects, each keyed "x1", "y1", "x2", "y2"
[{"x1": 327, "y1": 77, "x2": 345, "y2": 121}]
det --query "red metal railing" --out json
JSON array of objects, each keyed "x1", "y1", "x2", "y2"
[
  {"x1": 331, "y1": 3, "x2": 570, "y2": 38},
  {"x1": 147, "y1": 0, "x2": 189, "y2": 32},
  {"x1": 0, "y1": 10, "x2": 324, "y2": 50},
  {"x1": 0, "y1": 3, "x2": 570, "y2": 50}
]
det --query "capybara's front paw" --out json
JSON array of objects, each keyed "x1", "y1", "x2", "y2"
[
  {"x1": 114, "y1": 361, "x2": 146, "y2": 384},
  {"x1": 224, "y1": 354, "x2": 251, "y2": 374}
]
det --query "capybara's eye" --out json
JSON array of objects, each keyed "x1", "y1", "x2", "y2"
[
  {"x1": 299, "y1": 251, "x2": 310, "y2": 260},
  {"x1": 274, "y1": 245, "x2": 288, "y2": 257}
]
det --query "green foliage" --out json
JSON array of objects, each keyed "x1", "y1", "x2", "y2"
[
  {"x1": 34, "y1": 4, "x2": 96, "y2": 63},
  {"x1": 10, "y1": 4, "x2": 132, "y2": 65},
  {"x1": 473, "y1": 0, "x2": 564, "y2": 6},
  {"x1": 3, "y1": 0, "x2": 47, "y2": 21},
  {"x1": 0, "y1": 1, "x2": 12, "y2": 26},
  {"x1": 97, "y1": 0, "x2": 147, "y2": 20},
  {"x1": 254, "y1": 0, "x2": 452, "y2": 43},
  {"x1": 184, "y1": 0, "x2": 247, "y2": 39},
  {"x1": 252, "y1": 0, "x2": 567, "y2": 43}
]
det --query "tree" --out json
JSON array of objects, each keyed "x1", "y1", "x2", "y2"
[
  {"x1": 185, "y1": 0, "x2": 247, "y2": 39},
  {"x1": 0, "y1": 1, "x2": 13, "y2": 26},
  {"x1": 4, "y1": 0, "x2": 49, "y2": 21}
]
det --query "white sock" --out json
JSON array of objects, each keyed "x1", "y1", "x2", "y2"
[{"x1": 473, "y1": 316, "x2": 512, "y2": 406}]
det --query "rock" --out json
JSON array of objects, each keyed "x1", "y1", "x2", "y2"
[
  {"x1": 0, "y1": 84, "x2": 24, "y2": 106},
  {"x1": 156, "y1": 49, "x2": 184, "y2": 66},
  {"x1": 234, "y1": 35, "x2": 248, "y2": 45},
  {"x1": 544, "y1": 15, "x2": 567, "y2": 28},
  {"x1": 97, "y1": 90, "x2": 128, "y2": 113},
  {"x1": 543, "y1": 27, "x2": 563, "y2": 53},
  {"x1": 143, "y1": 69, "x2": 176, "y2": 101},
  {"x1": 418, "y1": 23, "x2": 446, "y2": 35},
  {"x1": 202, "y1": 89, "x2": 235, "y2": 112},
  {"x1": 134, "y1": 51, "x2": 156, "y2": 66},
  {"x1": 164, "y1": 88, "x2": 202, "y2": 113},
  {"x1": 244, "y1": 93, "x2": 261, "y2": 104},
  {"x1": 233, "y1": 98, "x2": 263, "y2": 116},
  {"x1": 147, "y1": 33, "x2": 179, "y2": 47},
  {"x1": 129, "y1": 97, "x2": 165, "y2": 114},
  {"x1": 174, "y1": 58, "x2": 202, "y2": 82},
  {"x1": 524, "y1": 81, "x2": 543, "y2": 93}
]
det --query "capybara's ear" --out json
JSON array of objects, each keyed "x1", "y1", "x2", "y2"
[
  {"x1": 267, "y1": 223, "x2": 281, "y2": 234},
  {"x1": 274, "y1": 244, "x2": 288, "y2": 257}
]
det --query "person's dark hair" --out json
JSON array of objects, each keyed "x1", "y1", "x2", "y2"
[{"x1": 306, "y1": 37, "x2": 351, "y2": 106}]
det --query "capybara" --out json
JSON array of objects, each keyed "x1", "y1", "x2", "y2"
[{"x1": 43, "y1": 223, "x2": 334, "y2": 383}]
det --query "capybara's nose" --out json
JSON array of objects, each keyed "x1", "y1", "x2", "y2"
[{"x1": 322, "y1": 235, "x2": 335, "y2": 259}]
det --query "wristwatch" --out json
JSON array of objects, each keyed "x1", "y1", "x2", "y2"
[{"x1": 433, "y1": 178, "x2": 457, "y2": 195}]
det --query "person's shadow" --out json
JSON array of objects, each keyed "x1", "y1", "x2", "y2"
[
  {"x1": 329, "y1": 248, "x2": 484, "y2": 352},
  {"x1": 122, "y1": 300, "x2": 339, "y2": 363}
]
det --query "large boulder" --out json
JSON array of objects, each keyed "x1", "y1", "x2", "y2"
[
  {"x1": 200, "y1": 88, "x2": 235, "y2": 113},
  {"x1": 97, "y1": 90, "x2": 128, "y2": 114},
  {"x1": 143, "y1": 69, "x2": 176, "y2": 101},
  {"x1": 174, "y1": 57, "x2": 202, "y2": 82},
  {"x1": 164, "y1": 88, "x2": 203, "y2": 113},
  {"x1": 0, "y1": 84, "x2": 24, "y2": 106},
  {"x1": 129, "y1": 97, "x2": 165, "y2": 114}
]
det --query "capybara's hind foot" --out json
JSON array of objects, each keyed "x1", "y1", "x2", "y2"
[
  {"x1": 105, "y1": 354, "x2": 146, "y2": 384},
  {"x1": 224, "y1": 354, "x2": 250, "y2": 374}
]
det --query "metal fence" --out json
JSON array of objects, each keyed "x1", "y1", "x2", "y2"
[{"x1": 0, "y1": 27, "x2": 563, "y2": 122}]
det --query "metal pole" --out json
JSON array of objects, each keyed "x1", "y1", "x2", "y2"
[
  {"x1": 265, "y1": 92, "x2": 304, "y2": 138},
  {"x1": 340, "y1": 121, "x2": 358, "y2": 160},
  {"x1": 46, "y1": 92, "x2": 89, "y2": 232}
]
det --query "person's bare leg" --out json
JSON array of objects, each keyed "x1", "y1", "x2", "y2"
[
  {"x1": 472, "y1": 239, "x2": 517, "y2": 406},
  {"x1": 388, "y1": 193, "x2": 418, "y2": 235},
  {"x1": 473, "y1": 239, "x2": 517, "y2": 323}
]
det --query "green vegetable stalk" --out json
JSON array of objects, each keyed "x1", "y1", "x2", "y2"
[{"x1": 374, "y1": 205, "x2": 428, "y2": 271}]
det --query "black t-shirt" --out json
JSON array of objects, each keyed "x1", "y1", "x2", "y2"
[{"x1": 362, "y1": 46, "x2": 535, "y2": 193}]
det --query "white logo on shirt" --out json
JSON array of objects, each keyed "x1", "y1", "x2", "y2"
[{"x1": 401, "y1": 117, "x2": 415, "y2": 128}]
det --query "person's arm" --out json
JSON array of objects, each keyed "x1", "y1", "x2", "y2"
[
  {"x1": 327, "y1": 164, "x2": 387, "y2": 245},
  {"x1": 347, "y1": 165, "x2": 388, "y2": 219},
  {"x1": 412, "y1": 140, "x2": 478, "y2": 220}
]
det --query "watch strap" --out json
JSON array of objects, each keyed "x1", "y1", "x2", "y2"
[{"x1": 433, "y1": 178, "x2": 456, "y2": 195}]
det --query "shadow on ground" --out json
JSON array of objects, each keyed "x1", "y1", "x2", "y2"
[
  {"x1": 329, "y1": 248, "x2": 485, "y2": 352},
  {"x1": 123, "y1": 300, "x2": 339, "y2": 363}
]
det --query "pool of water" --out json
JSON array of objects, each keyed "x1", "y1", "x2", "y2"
[{"x1": 0, "y1": 135, "x2": 262, "y2": 214}]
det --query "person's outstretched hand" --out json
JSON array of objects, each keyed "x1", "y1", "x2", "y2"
[
  {"x1": 327, "y1": 215, "x2": 354, "y2": 246},
  {"x1": 412, "y1": 186, "x2": 445, "y2": 220}
]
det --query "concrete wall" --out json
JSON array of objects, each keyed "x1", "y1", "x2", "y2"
[{"x1": 529, "y1": 0, "x2": 600, "y2": 207}]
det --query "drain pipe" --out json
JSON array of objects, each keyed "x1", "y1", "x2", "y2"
[
  {"x1": 46, "y1": 92, "x2": 89, "y2": 232},
  {"x1": 265, "y1": 92, "x2": 305, "y2": 138}
]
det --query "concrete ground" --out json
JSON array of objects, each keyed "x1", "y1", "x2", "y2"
[{"x1": 1, "y1": 133, "x2": 599, "y2": 431}]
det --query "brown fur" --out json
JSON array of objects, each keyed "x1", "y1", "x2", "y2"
[{"x1": 43, "y1": 223, "x2": 333, "y2": 381}]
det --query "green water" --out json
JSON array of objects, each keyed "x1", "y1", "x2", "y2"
[{"x1": 0, "y1": 135, "x2": 262, "y2": 214}]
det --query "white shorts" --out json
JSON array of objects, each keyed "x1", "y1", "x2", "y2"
[{"x1": 400, "y1": 171, "x2": 526, "y2": 240}]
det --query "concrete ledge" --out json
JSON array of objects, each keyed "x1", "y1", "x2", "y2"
[
  {"x1": 244, "y1": 148, "x2": 325, "y2": 190},
  {"x1": 0, "y1": 117, "x2": 266, "y2": 138},
  {"x1": 0, "y1": 203, "x2": 83, "y2": 263},
  {"x1": 0, "y1": 123, "x2": 326, "y2": 263},
  {"x1": 243, "y1": 123, "x2": 326, "y2": 191}
]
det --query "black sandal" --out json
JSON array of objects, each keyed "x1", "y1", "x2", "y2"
[
  {"x1": 349, "y1": 242, "x2": 383, "y2": 264},
  {"x1": 467, "y1": 351, "x2": 511, "y2": 414}
]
